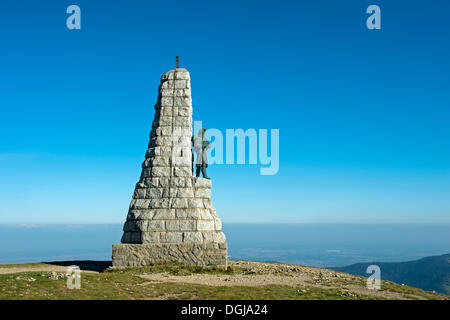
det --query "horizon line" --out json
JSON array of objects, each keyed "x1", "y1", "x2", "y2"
[{"x1": 1, "y1": 222, "x2": 449, "y2": 226}]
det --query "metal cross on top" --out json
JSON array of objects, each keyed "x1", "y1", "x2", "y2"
[{"x1": 176, "y1": 56, "x2": 179, "y2": 68}]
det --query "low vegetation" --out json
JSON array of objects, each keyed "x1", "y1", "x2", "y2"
[{"x1": 0, "y1": 260, "x2": 447, "y2": 300}]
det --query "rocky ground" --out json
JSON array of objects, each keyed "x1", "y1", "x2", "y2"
[{"x1": 0, "y1": 260, "x2": 447, "y2": 300}]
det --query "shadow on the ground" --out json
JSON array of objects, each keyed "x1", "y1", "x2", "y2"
[{"x1": 44, "y1": 260, "x2": 112, "y2": 272}]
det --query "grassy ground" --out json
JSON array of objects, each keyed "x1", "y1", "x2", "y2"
[
  {"x1": 0, "y1": 261, "x2": 447, "y2": 300},
  {"x1": 0, "y1": 271, "x2": 376, "y2": 300}
]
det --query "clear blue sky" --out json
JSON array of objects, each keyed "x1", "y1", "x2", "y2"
[{"x1": 0, "y1": 0, "x2": 449, "y2": 223}]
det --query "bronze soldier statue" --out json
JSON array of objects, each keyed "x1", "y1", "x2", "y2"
[{"x1": 192, "y1": 128, "x2": 211, "y2": 179}]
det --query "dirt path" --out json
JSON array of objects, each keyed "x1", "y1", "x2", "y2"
[
  {"x1": 137, "y1": 260, "x2": 413, "y2": 300},
  {"x1": 0, "y1": 263, "x2": 99, "y2": 275}
]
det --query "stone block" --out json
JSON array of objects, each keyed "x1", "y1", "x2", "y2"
[
  {"x1": 141, "y1": 232, "x2": 159, "y2": 243},
  {"x1": 158, "y1": 106, "x2": 173, "y2": 117},
  {"x1": 174, "y1": 80, "x2": 187, "y2": 88},
  {"x1": 203, "y1": 199, "x2": 212, "y2": 209},
  {"x1": 176, "y1": 188, "x2": 194, "y2": 198},
  {"x1": 147, "y1": 187, "x2": 163, "y2": 198},
  {"x1": 157, "y1": 117, "x2": 173, "y2": 126},
  {"x1": 140, "y1": 168, "x2": 151, "y2": 178},
  {"x1": 145, "y1": 147, "x2": 157, "y2": 157},
  {"x1": 151, "y1": 167, "x2": 171, "y2": 177},
  {"x1": 133, "y1": 188, "x2": 146, "y2": 199},
  {"x1": 165, "y1": 177, "x2": 180, "y2": 188},
  {"x1": 135, "y1": 220, "x2": 148, "y2": 231},
  {"x1": 172, "y1": 157, "x2": 191, "y2": 167},
  {"x1": 214, "y1": 218, "x2": 222, "y2": 231},
  {"x1": 195, "y1": 188, "x2": 211, "y2": 198},
  {"x1": 161, "y1": 88, "x2": 174, "y2": 97},
  {"x1": 202, "y1": 232, "x2": 226, "y2": 243},
  {"x1": 194, "y1": 177, "x2": 212, "y2": 188},
  {"x1": 160, "y1": 232, "x2": 183, "y2": 243},
  {"x1": 123, "y1": 221, "x2": 136, "y2": 232},
  {"x1": 160, "y1": 127, "x2": 173, "y2": 136},
  {"x1": 197, "y1": 220, "x2": 215, "y2": 231},
  {"x1": 176, "y1": 208, "x2": 212, "y2": 219},
  {"x1": 149, "y1": 198, "x2": 170, "y2": 209},
  {"x1": 160, "y1": 97, "x2": 173, "y2": 107},
  {"x1": 152, "y1": 209, "x2": 176, "y2": 219},
  {"x1": 143, "y1": 178, "x2": 159, "y2": 188},
  {"x1": 174, "y1": 88, "x2": 191, "y2": 96},
  {"x1": 127, "y1": 210, "x2": 139, "y2": 220},
  {"x1": 130, "y1": 232, "x2": 141, "y2": 243},
  {"x1": 136, "y1": 209, "x2": 156, "y2": 220},
  {"x1": 178, "y1": 107, "x2": 192, "y2": 116},
  {"x1": 135, "y1": 181, "x2": 146, "y2": 189},
  {"x1": 145, "y1": 156, "x2": 170, "y2": 167},
  {"x1": 147, "y1": 220, "x2": 165, "y2": 231},
  {"x1": 112, "y1": 243, "x2": 227, "y2": 268},
  {"x1": 188, "y1": 198, "x2": 204, "y2": 209},
  {"x1": 158, "y1": 178, "x2": 170, "y2": 188},
  {"x1": 175, "y1": 116, "x2": 192, "y2": 127},
  {"x1": 183, "y1": 232, "x2": 203, "y2": 243},
  {"x1": 185, "y1": 176, "x2": 193, "y2": 187},
  {"x1": 172, "y1": 135, "x2": 191, "y2": 148},
  {"x1": 166, "y1": 220, "x2": 180, "y2": 231},
  {"x1": 159, "y1": 146, "x2": 172, "y2": 156},
  {"x1": 174, "y1": 97, "x2": 192, "y2": 107},
  {"x1": 180, "y1": 220, "x2": 197, "y2": 231},
  {"x1": 171, "y1": 198, "x2": 188, "y2": 208},
  {"x1": 161, "y1": 71, "x2": 175, "y2": 80},
  {"x1": 174, "y1": 72, "x2": 190, "y2": 80},
  {"x1": 174, "y1": 167, "x2": 192, "y2": 177},
  {"x1": 162, "y1": 188, "x2": 177, "y2": 198},
  {"x1": 209, "y1": 208, "x2": 218, "y2": 218},
  {"x1": 149, "y1": 136, "x2": 171, "y2": 147},
  {"x1": 173, "y1": 127, "x2": 192, "y2": 136},
  {"x1": 171, "y1": 146, "x2": 183, "y2": 157},
  {"x1": 131, "y1": 199, "x2": 150, "y2": 209}
]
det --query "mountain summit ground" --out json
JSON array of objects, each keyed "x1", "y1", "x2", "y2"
[{"x1": 0, "y1": 260, "x2": 447, "y2": 300}]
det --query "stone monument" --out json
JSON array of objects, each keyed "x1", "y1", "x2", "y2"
[{"x1": 112, "y1": 67, "x2": 228, "y2": 268}]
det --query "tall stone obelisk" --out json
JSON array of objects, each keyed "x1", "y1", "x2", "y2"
[{"x1": 112, "y1": 67, "x2": 228, "y2": 267}]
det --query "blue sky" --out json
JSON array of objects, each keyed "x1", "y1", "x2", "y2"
[{"x1": 0, "y1": 0, "x2": 449, "y2": 223}]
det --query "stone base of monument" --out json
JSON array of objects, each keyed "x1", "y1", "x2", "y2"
[
  {"x1": 112, "y1": 242, "x2": 228, "y2": 268},
  {"x1": 112, "y1": 176, "x2": 228, "y2": 268}
]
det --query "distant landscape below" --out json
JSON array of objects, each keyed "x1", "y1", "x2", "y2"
[
  {"x1": 0, "y1": 223, "x2": 448, "y2": 268},
  {"x1": 332, "y1": 253, "x2": 450, "y2": 295}
]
